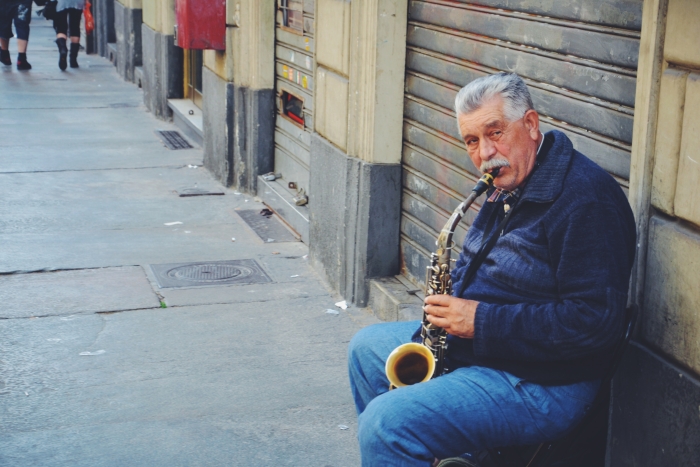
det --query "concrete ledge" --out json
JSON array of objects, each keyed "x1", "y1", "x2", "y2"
[
  {"x1": 257, "y1": 176, "x2": 309, "y2": 243},
  {"x1": 368, "y1": 276, "x2": 423, "y2": 322},
  {"x1": 168, "y1": 99, "x2": 203, "y2": 147}
]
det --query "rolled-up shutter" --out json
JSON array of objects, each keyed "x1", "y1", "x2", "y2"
[
  {"x1": 400, "y1": 0, "x2": 643, "y2": 285},
  {"x1": 274, "y1": 0, "x2": 315, "y2": 196}
]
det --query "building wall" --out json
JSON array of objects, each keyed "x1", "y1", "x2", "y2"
[{"x1": 610, "y1": 0, "x2": 700, "y2": 464}]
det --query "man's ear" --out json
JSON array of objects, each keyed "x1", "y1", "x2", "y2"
[{"x1": 523, "y1": 109, "x2": 540, "y2": 140}]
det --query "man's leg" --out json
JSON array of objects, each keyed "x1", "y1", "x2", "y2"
[
  {"x1": 68, "y1": 8, "x2": 82, "y2": 68},
  {"x1": 13, "y1": 2, "x2": 31, "y2": 70},
  {"x1": 348, "y1": 322, "x2": 599, "y2": 467}
]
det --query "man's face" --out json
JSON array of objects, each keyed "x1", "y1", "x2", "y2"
[{"x1": 457, "y1": 96, "x2": 541, "y2": 191}]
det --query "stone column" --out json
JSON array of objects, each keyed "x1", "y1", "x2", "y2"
[
  {"x1": 201, "y1": 0, "x2": 275, "y2": 190},
  {"x1": 141, "y1": 0, "x2": 183, "y2": 119},
  {"x1": 114, "y1": 0, "x2": 143, "y2": 82},
  {"x1": 309, "y1": 0, "x2": 408, "y2": 306}
]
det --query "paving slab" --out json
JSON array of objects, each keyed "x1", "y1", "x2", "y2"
[
  {"x1": 0, "y1": 266, "x2": 160, "y2": 319},
  {"x1": 0, "y1": 224, "x2": 310, "y2": 273},
  {"x1": 0, "y1": 144, "x2": 201, "y2": 173},
  {"x1": 0, "y1": 168, "x2": 240, "y2": 234},
  {"x1": 0, "y1": 299, "x2": 363, "y2": 466}
]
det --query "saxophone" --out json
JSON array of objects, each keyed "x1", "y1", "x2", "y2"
[{"x1": 385, "y1": 169, "x2": 499, "y2": 388}]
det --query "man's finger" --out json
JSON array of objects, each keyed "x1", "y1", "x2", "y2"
[
  {"x1": 423, "y1": 303, "x2": 448, "y2": 318},
  {"x1": 425, "y1": 313, "x2": 450, "y2": 329},
  {"x1": 424, "y1": 294, "x2": 455, "y2": 306}
]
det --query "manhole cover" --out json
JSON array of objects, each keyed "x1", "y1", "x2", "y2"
[
  {"x1": 156, "y1": 130, "x2": 193, "y2": 150},
  {"x1": 150, "y1": 259, "x2": 272, "y2": 288}
]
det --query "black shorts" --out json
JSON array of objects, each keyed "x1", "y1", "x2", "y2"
[
  {"x1": 53, "y1": 7, "x2": 82, "y2": 38},
  {"x1": 0, "y1": 1, "x2": 32, "y2": 41}
]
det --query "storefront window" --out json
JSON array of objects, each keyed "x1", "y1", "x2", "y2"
[
  {"x1": 279, "y1": 0, "x2": 304, "y2": 34},
  {"x1": 184, "y1": 49, "x2": 203, "y2": 108}
]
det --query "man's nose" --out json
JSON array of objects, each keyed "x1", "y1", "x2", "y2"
[{"x1": 480, "y1": 137, "x2": 497, "y2": 161}]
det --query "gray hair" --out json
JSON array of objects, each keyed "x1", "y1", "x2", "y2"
[{"x1": 455, "y1": 72, "x2": 534, "y2": 122}]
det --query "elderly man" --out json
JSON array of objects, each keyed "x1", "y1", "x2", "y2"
[{"x1": 347, "y1": 72, "x2": 636, "y2": 466}]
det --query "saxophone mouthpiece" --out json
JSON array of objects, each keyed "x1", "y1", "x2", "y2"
[{"x1": 472, "y1": 167, "x2": 500, "y2": 195}]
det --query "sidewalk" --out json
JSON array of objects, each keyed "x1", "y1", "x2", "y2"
[{"x1": 0, "y1": 21, "x2": 377, "y2": 466}]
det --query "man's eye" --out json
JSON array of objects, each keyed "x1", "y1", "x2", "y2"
[{"x1": 466, "y1": 139, "x2": 478, "y2": 146}]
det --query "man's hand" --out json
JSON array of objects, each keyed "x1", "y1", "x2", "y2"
[{"x1": 423, "y1": 295, "x2": 479, "y2": 339}]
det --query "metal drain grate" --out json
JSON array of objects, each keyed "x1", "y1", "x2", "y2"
[
  {"x1": 150, "y1": 259, "x2": 272, "y2": 288},
  {"x1": 177, "y1": 187, "x2": 225, "y2": 197},
  {"x1": 156, "y1": 130, "x2": 193, "y2": 150},
  {"x1": 237, "y1": 209, "x2": 299, "y2": 243}
]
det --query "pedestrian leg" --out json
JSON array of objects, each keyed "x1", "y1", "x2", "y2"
[
  {"x1": 54, "y1": 9, "x2": 68, "y2": 71},
  {"x1": 68, "y1": 8, "x2": 82, "y2": 68},
  {"x1": 0, "y1": 38, "x2": 11, "y2": 66},
  {"x1": 13, "y1": 2, "x2": 32, "y2": 70}
]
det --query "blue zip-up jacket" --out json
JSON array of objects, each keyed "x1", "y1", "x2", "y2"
[{"x1": 447, "y1": 130, "x2": 636, "y2": 385}]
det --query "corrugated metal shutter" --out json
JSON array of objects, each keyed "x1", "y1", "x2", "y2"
[
  {"x1": 274, "y1": 0, "x2": 315, "y2": 196},
  {"x1": 400, "y1": 0, "x2": 643, "y2": 285}
]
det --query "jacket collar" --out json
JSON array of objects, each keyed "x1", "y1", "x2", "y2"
[{"x1": 519, "y1": 130, "x2": 573, "y2": 204}]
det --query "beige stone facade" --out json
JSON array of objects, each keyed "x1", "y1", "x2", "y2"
[
  {"x1": 116, "y1": 0, "x2": 142, "y2": 9},
  {"x1": 314, "y1": 0, "x2": 408, "y2": 163},
  {"x1": 631, "y1": 0, "x2": 700, "y2": 375},
  {"x1": 200, "y1": 1, "x2": 275, "y2": 87},
  {"x1": 142, "y1": 0, "x2": 175, "y2": 35},
  {"x1": 614, "y1": 0, "x2": 700, "y2": 456}
]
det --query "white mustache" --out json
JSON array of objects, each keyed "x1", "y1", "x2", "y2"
[{"x1": 480, "y1": 158, "x2": 510, "y2": 173}]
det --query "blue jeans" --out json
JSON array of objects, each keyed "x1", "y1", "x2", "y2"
[{"x1": 348, "y1": 321, "x2": 600, "y2": 466}]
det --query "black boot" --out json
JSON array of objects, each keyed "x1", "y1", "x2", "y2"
[
  {"x1": 69, "y1": 42, "x2": 79, "y2": 68},
  {"x1": 0, "y1": 49, "x2": 10, "y2": 66},
  {"x1": 56, "y1": 38, "x2": 68, "y2": 71},
  {"x1": 16, "y1": 52, "x2": 31, "y2": 71}
]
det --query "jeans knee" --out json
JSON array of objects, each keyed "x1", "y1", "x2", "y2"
[
  {"x1": 358, "y1": 394, "x2": 425, "y2": 461},
  {"x1": 358, "y1": 398, "x2": 400, "y2": 453},
  {"x1": 348, "y1": 324, "x2": 382, "y2": 366}
]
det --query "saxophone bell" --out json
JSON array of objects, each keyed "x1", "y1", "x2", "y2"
[{"x1": 385, "y1": 343, "x2": 435, "y2": 388}]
